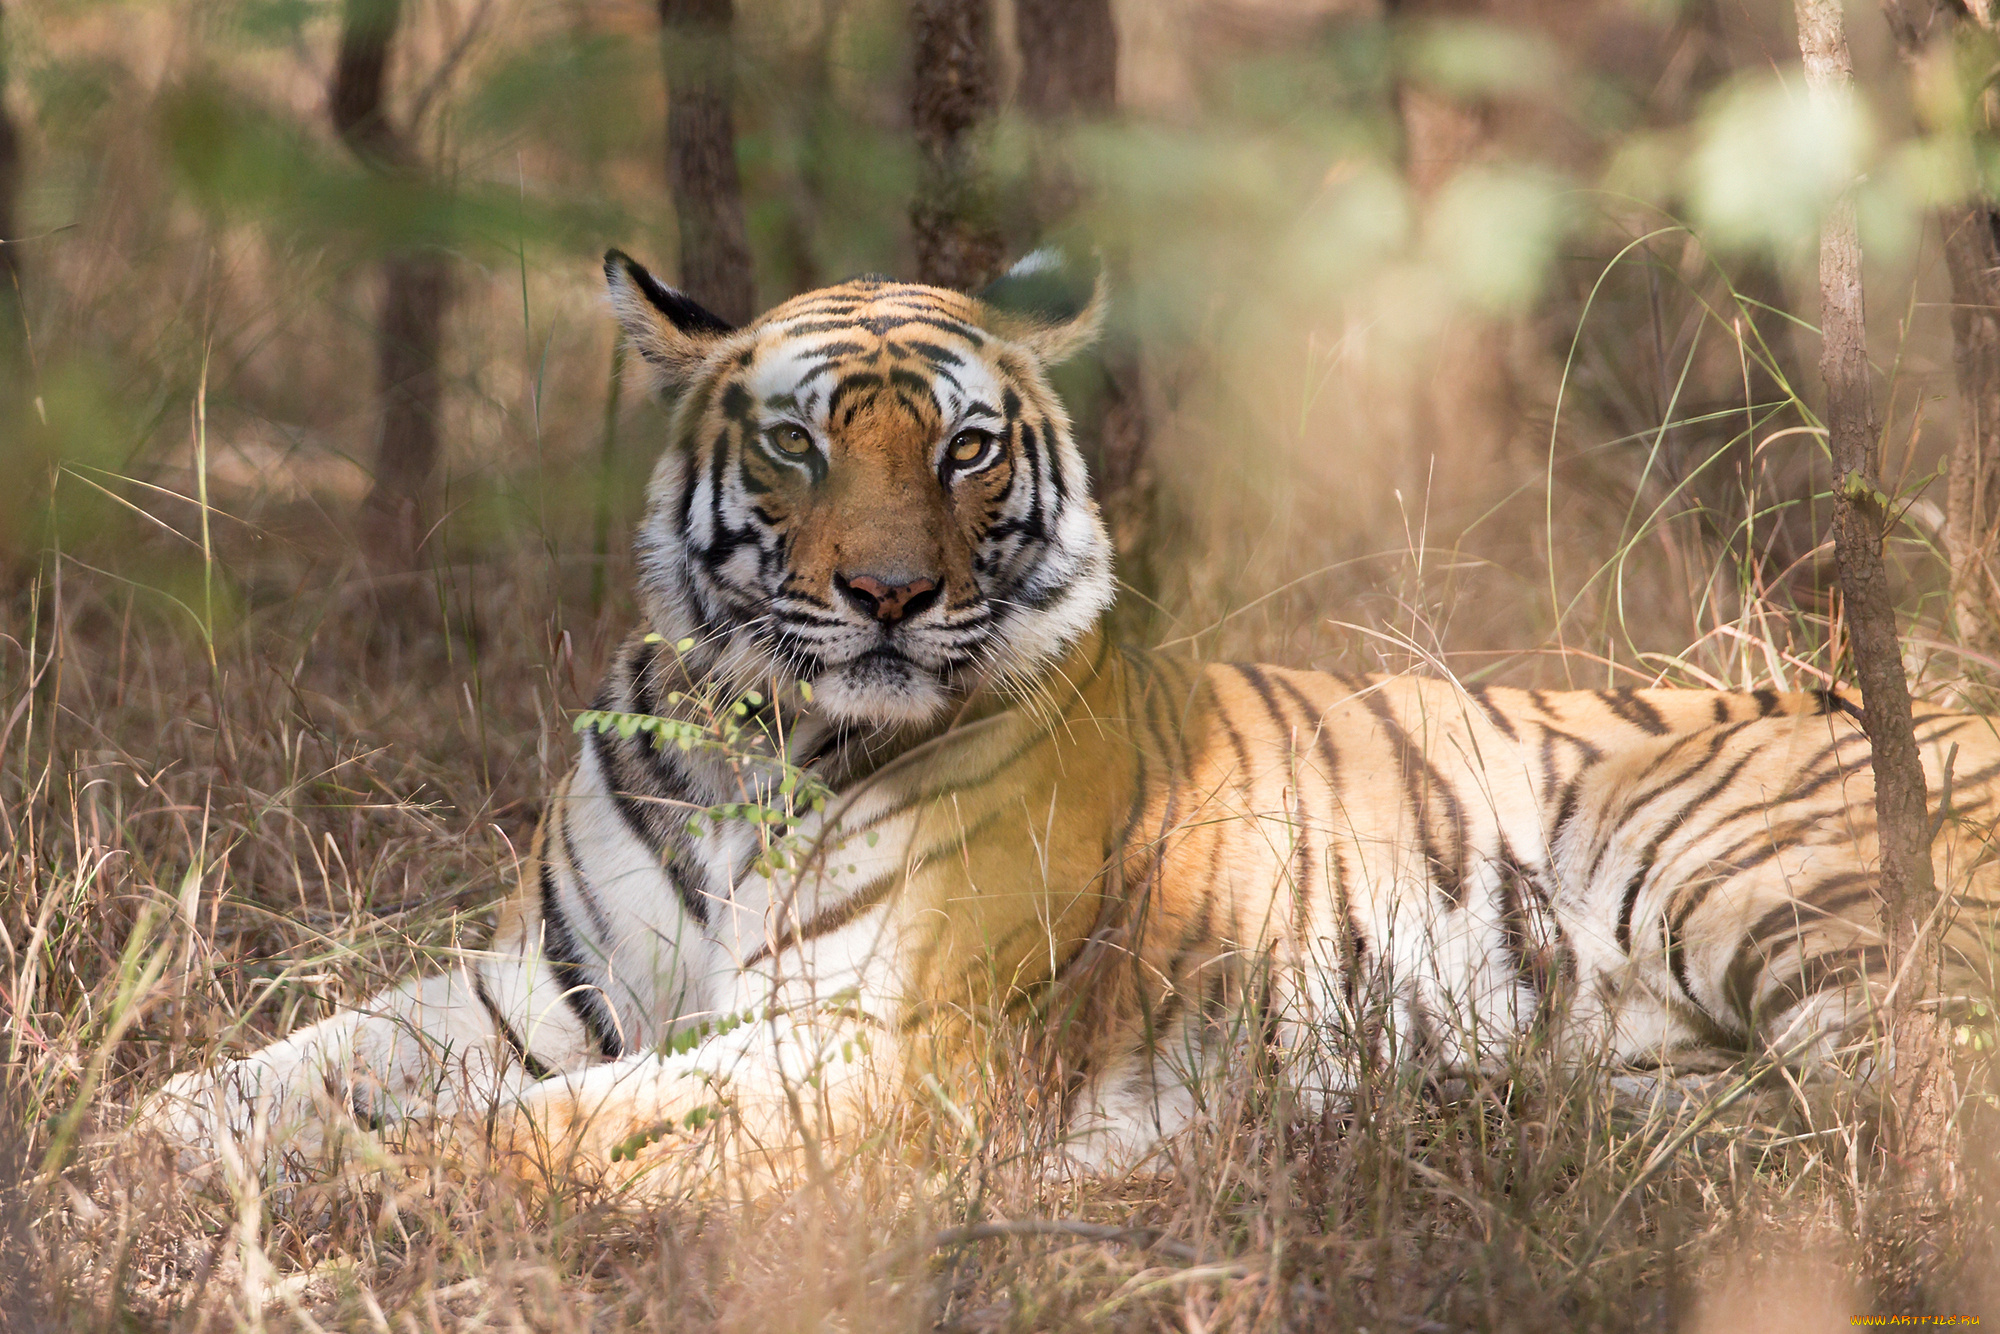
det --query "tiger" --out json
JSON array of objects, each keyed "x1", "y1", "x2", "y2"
[{"x1": 144, "y1": 247, "x2": 2000, "y2": 1194}]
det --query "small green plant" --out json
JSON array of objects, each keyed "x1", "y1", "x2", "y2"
[{"x1": 572, "y1": 647, "x2": 835, "y2": 876}]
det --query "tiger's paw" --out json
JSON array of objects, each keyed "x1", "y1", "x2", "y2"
[{"x1": 438, "y1": 1094, "x2": 716, "y2": 1205}]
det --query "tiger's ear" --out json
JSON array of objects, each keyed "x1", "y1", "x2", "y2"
[
  {"x1": 977, "y1": 248, "x2": 1107, "y2": 366},
  {"x1": 603, "y1": 249, "x2": 735, "y2": 392}
]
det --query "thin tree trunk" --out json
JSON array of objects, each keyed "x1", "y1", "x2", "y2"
[
  {"x1": 369, "y1": 252, "x2": 449, "y2": 504},
  {"x1": 333, "y1": 0, "x2": 451, "y2": 567},
  {"x1": 1015, "y1": 0, "x2": 1115, "y2": 129},
  {"x1": 909, "y1": 0, "x2": 1002, "y2": 292},
  {"x1": 0, "y1": 0, "x2": 24, "y2": 373},
  {"x1": 660, "y1": 0, "x2": 754, "y2": 326},
  {"x1": 1796, "y1": 0, "x2": 1953, "y2": 1199},
  {"x1": 1379, "y1": 0, "x2": 1533, "y2": 525},
  {"x1": 1013, "y1": 0, "x2": 1155, "y2": 590},
  {"x1": 1887, "y1": 0, "x2": 2000, "y2": 682},
  {"x1": 1941, "y1": 207, "x2": 2000, "y2": 676}
]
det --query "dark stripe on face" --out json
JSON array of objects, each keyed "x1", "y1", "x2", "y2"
[
  {"x1": 888, "y1": 365, "x2": 939, "y2": 408},
  {"x1": 705, "y1": 422, "x2": 735, "y2": 555},
  {"x1": 827, "y1": 372, "x2": 886, "y2": 426},
  {"x1": 781, "y1": 314, "x2": 986, "y2": 343},
  {"x1": 1013, "y1": 419, "x2": 1048, "y2": 542},
  {"x1": 898, "y1": 337, "x2": 966, "y2": 365}
]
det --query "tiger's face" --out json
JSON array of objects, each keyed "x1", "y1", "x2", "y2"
[{"x1": 606, "y1": 251, "x2": 1117, "y2": 727}]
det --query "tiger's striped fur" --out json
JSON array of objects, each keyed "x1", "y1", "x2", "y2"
[{"x1": 147, "y1": 252, "x2": 2000, "y2": 1188}]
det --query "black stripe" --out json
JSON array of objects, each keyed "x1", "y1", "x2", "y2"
[
  {"x1": 1495, "y1": 849, "x2": 1544, "y2": 1003},
  {"x1": 1343, "y1": 675, "x2": 1468, "y2": 907},
  {"x1": 1603, "y1": 688, "x2": 1669, "y2": 735},
  {"x1": 901, "y1": 338, "x2": 967, "y2": 368},
  {"x1": 1587, "y1": 725, "x2": 1744, "y2": 884},
  {"x1": 1538, "y1": 723, "x2": 1606, "y2": 767},
  {"x1": 1661, "y1": 888, "x2": 1710, "y2": 1025},
  {"x1": 537, "y1": 858, "x2": 625, "y2": 1058},
  {"x1": 556, "y1": 806, "x2": 619, "y2": 945},
  {"x1": 1213, "y1": 685, "x2": 1255, "y2": 787},
  {"x1": 1269, "y1": 673, "x2": 1341, "y2": 790},
  {"x1": 472, "y1": 966, "x2": 553, "y2": 1080},
  {"x1": 741, "y1": 869, "x2": 899, "y2": 969},
  {"x1": 1015, "y1": 419, "x2": 1047, "y2": 542},
  {"x1": 1331, "y1": 843, "x2": 1366, "y2": 1014},
  {"x1": 1404, "y1": 988, "x2": 1439, "y2": 1065},
  {"x1": 1615, "y1": 749, "x2": 1760, "y2": 954},
  {"x1": 1757, "y1": 945, "x2": 1892, "y2": 1028},
  {"x1": 1466, "y1": 684, "x2": 1518, "y2": 740},
  {"x1": 1229, "y1": 663, "x2": 1293, "y2": 748}
]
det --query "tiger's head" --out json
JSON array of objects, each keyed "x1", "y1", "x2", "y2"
[{"x1": 605, "y1": 249, "x2": 1117, "y2": 728}]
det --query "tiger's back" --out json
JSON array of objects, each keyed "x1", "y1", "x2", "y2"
[{"x1": 1095, "y1": 666, "x2": 2000, "y2": 1115}]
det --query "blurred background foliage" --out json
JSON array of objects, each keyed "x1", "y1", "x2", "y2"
[{"x1": 3, "y1": 0, "x2": 1999, "y2": 682}]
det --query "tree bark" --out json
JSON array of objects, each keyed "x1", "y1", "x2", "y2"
[
  {"x1": 333, "y1": 0, "x2": 451, "y2": 567},
  {"x1": 660, "y1": 0, "x2": 754, "y2": 326},
  {"x1": 1796, "y1": 0, "x2": 1953, "y2": 1193},
  {"x1": 909, "y1": 0, "x2": 1002, "y2": 292}
]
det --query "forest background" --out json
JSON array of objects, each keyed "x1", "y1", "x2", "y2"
[{"x1": 9, "y1": 0, "x2": 2000, "y2": 1329}]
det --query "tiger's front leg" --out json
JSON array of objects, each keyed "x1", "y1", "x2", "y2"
[
  {"x1": 141, "y1": 955, "x2": 595, "y2": 1174},
  {"x1": 472, "y1": 1007, "x2": 887, "y2": 1198}
]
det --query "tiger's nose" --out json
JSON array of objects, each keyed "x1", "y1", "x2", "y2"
[{"x1": 836, "y1": 572, "x2": 940, "y2": 624}]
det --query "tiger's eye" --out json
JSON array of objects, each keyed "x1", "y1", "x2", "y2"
[
  {"x1": 950, "y1": 430, "x2": 992, "y2": 464},
  {"x1": 770, "y1": 425, "x2": 814, "y2": 455}
]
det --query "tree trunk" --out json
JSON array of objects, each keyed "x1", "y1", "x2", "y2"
[
  {"x1": 1892, "y1": 0, "x2": 2000, "y2": 685},
  {"x1": 333, "y1": 0, "x2": 451, "y2": 568},
  {"x1": 0, "y1": 0, "x2": 24, "y2": 373},
  {"x1": 909, "y1": 0, "x2": 1002, "y2": 292},
  {"x1": 1012, "y1": 0, "x2": 1155, "y2": 592},
  {"x1": 1394, "y1": 76, "x2": 1530, "y2": 521},
  {"x1": 1015, "y1": 0, "x2": 1115, "y2": 122},
  {"x1": 1797, "y1": 0, "x2": 1953, "y2": 1200},
  {"x1": 660, "y1": 0, "x2": 754, "y2": 326},
  {"x1": 1941, "y1": 205, "x2": 2000, "y2": 678}
]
